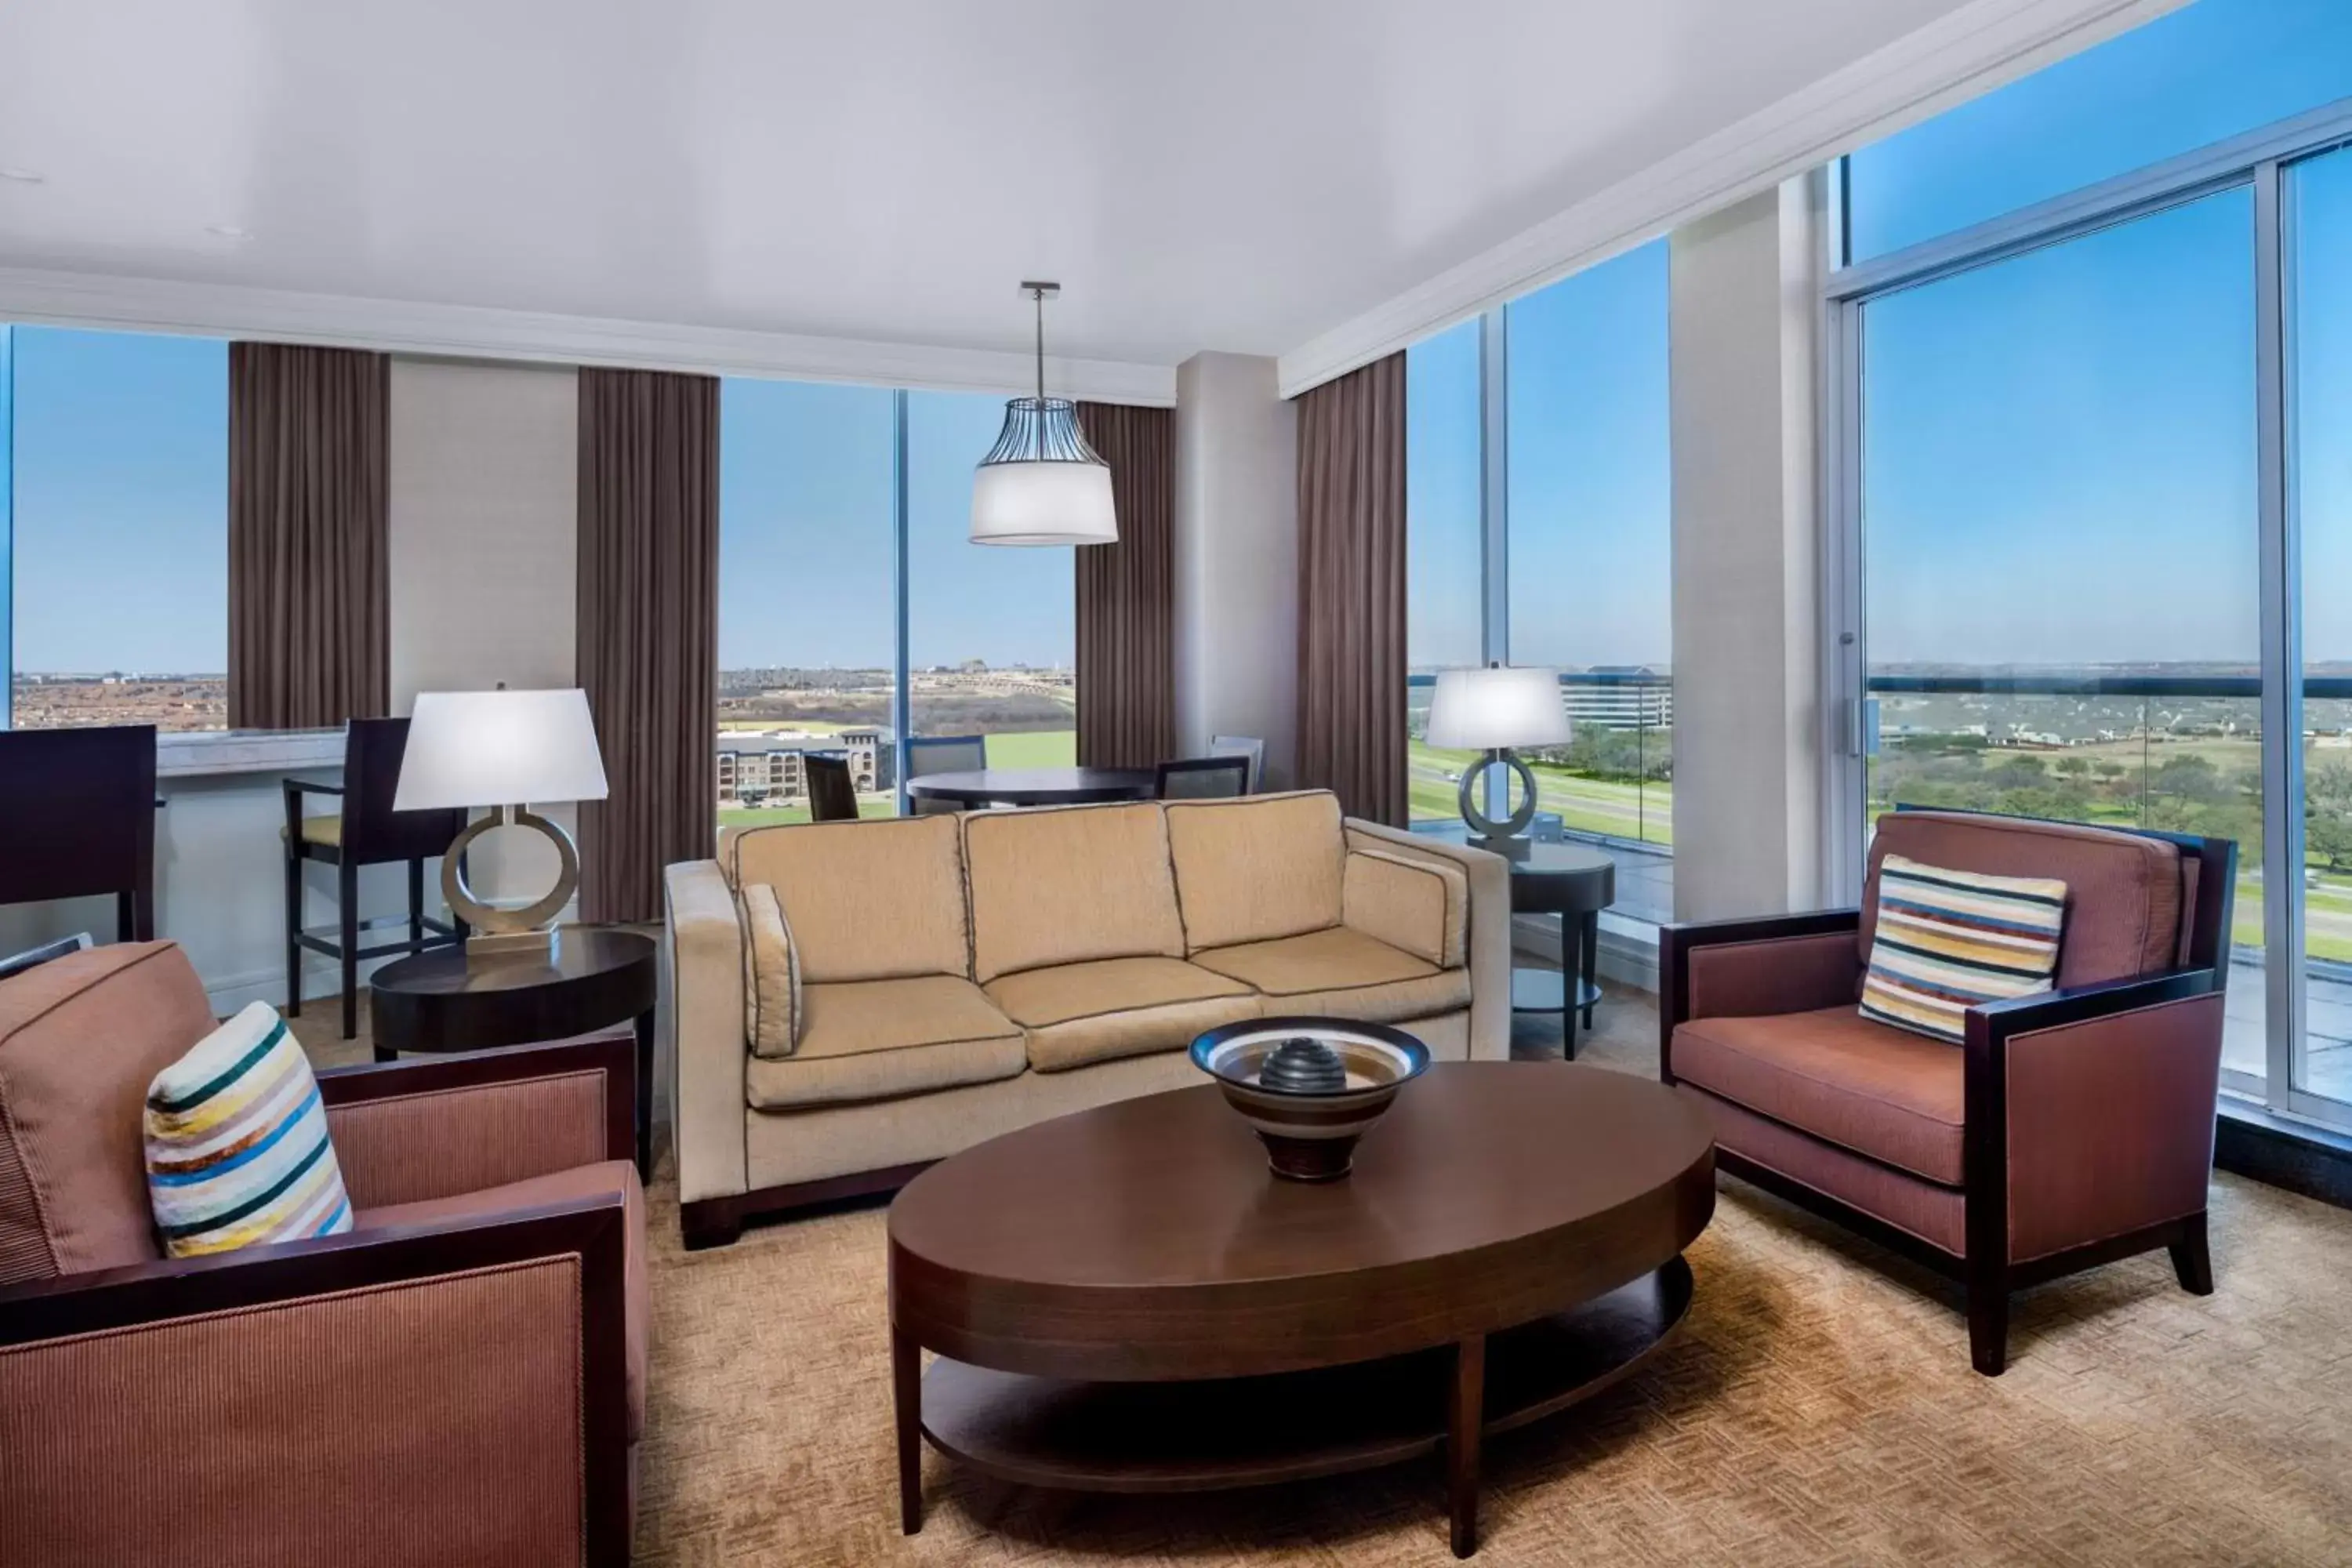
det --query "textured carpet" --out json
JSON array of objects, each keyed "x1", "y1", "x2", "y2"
[{"x1": 295, "y1": 988, "x2": 2352, "y2": 1565}]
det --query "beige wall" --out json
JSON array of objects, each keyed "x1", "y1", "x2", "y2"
[
  {"x1": 1173, "y1": 351, "x2": 1299, "y2": 787},
  {"x1": 388, "y1": 357, "x2": 581, "y2": 905},
  {"x1": 1668, "y1": 176, "x2": 1828, "y2": 921}
]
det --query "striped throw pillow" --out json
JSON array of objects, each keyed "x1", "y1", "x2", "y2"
[
  {"x1": 1860, "y1": 853, "x2": 2068, "y2": 1044},
  {"x1": 144, "y1": 1002, "x2": 352, "y2": 1258}
]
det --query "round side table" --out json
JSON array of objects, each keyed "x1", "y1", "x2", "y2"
[
  {"x1": 1501, "y1": 841, "x2": 1616, "y2": 1060},
  {"x1": 368, "y1": 927, "x2": 659, "y2": 1176}
]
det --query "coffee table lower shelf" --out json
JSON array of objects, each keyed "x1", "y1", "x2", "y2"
[{"x1": 918, "y1": 1258, "x2": 1691, "y2": 1548}]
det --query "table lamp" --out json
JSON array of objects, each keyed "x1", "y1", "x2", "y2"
[
  {"x1": 1425, "y1": 663, "x2": 1571, "y2": 857},
  {"x1": 394, "y1": 687, "x2": 610, "y2": 954}
]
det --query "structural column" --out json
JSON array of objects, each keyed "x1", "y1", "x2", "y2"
[
  {"x1": 1171, "y1": 351, "x2": 1300, "y2": 788},
  {"x1": 1668, "y1": 175, "x2": 1829, "y2": 920}
]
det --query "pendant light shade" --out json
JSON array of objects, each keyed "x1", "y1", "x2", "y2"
[{"x1": 971, "y1": 283, "x2": 1118, "y2": 546}]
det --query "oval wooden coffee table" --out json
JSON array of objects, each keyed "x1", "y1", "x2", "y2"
[{"x1": 887, "y1": 1060, "x2": 1715, "y2": 1557}]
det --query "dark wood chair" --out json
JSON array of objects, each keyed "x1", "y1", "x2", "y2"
[
  {"x1": 0, "y1": 724, "x2": 158, "y2": 941},
  {"x1": 284, "y1": 717, "x2": 468, "y2": 1040},
  {"x1": 904, "y1": 735, "x2": 986, "y2": 815},
  {"x1": 1661, "y1": 808, "x2": 2234, "y2": 1375},
  {"x1": 805, "y1": 753, "x2": 861, "y2": 822},
  {"x1": 1156, "y1": 756, "x2": 1251, "y2": 800}
]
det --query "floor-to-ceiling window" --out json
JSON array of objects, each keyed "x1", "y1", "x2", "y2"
[
  {"x1": 2, "y1": 325, "x2": 228, "y2": 731},
  {"x1": 1405, "y1": 319, "x2": 1483, "y2": 828},
  {"x1": 715, "y1": 379, "x2": 1080, "y2": 826},
  {"x1": 1399, "y1": 243, "x2": 1675, "y2": 924},
  {"x1": 1507, "y1": 241, "x2": 1673, "y2": 920},
  {"x1": 1829, "y1": 0, "x2": 2352, "y2": 1123},
  {"x1": 716, "y1": 377, "x2": 897, "y2": 825}
]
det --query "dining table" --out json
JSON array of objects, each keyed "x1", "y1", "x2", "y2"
[{"x1": 903, "y1": 766, "x2": 1156, "y2": 808}]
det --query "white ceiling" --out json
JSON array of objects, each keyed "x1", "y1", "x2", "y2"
[{"x1": 0, "y1": 0, "x2": 2068, "y2": 376}]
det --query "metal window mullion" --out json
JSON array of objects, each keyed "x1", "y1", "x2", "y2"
[
  {"x1": 1820, "y1": 295, "x2": 1868, "y2": 902},
  {"x1": 1, "y1": 322, "x2": 11, "y2": 731},
  {"x1": 2254, "y1": 158, "x2": 2303, "y2": 1110},
  {"x1": 891, "y1": 388, "x2": 912, "y2": 815},
  {"x1": 1478, "y1": 307, "x2": 1510, "y2": 820}
]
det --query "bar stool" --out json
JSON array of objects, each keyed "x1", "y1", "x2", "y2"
[{"x1": 283, "y1": 717, "x2": 468, "y2": 1040}]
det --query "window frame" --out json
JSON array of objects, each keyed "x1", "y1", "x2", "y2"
[{"x1": 1820, "y1": 95, "x2": 2352, "y2": 1131}]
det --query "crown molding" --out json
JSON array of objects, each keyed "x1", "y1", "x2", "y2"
[
  {"x1": 0, "y1": 267, "x2": 1179, "y2": 405},
  {"x1": 1276, "y1": 0, "x2": 2188, "y2": 397}
]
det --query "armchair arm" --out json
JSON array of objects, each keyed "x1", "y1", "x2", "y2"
[
  {"x1": 666, "y1": 858, "x2": 750, "y2": 1203},
  {"x1": 320, "y1": 1036, "x2": 635, "y2": 1210},
  {"x1": 1965, "y1": 969, "x2": 2223, "y2": 1268},
  {"x1": 1342, "y1": 822, "x2": 1509, "y2": 1061},
  {"x1": 1659, "y1": 911, "x2": 1862, "y2": 1080},
  {"x1": 0, "y1": 1196, "x2": 631, "y2": 1566}
]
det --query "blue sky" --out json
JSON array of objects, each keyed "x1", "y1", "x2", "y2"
[{"x1": 7, "y1": 0, "x2": 2352, "y2": 679}]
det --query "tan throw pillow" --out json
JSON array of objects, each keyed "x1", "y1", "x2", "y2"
[
  {"x1": 1860, "y1": 854, "x2": 2067, "y2": 1044},
  {"x1": 741, "y1": 883, "x2": 802, "y2": 1058}
]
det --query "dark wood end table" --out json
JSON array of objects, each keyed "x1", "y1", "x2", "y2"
[
  {"x1": 887, "y1": 1061, "x2": 1715, "y2": 1557},
  {"x1": 367, "y1": 927, "x2": 658, "y2": 1177}
]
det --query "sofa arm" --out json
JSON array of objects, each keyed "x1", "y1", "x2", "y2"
[
  {"x1": 1658, "y1": 912, "x2": 1863, "y2": 1080},
  {"x1": 666, "y1": 858, "x2": 749, "y2": 1203},
  {"x1": 321, "y1": 1036, "x2": 635, "y2": 1210},
  {"x1": 1966, "y1": 970, "x2": 2224, "y2": 1265},
  {"x1": 1342, "y1": 822, "x2": 1509, "y2": 1061},
  {"x1": 0, "y1": 1196, "x2": 632, "y2": 1566}
]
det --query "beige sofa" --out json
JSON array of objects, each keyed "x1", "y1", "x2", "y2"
[{"x1": 664, "y1": 789, "x2": 1508, "y2": 1246}]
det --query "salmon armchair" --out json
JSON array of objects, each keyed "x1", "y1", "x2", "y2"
[
  {"x1": 1661, "y1": 809, "x2": 2235, "y2": 1375},
  {"x1": 0, "y1": 942, "x2": 644, "y2": 1566}
]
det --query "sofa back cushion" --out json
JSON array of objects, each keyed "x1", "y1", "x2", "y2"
[
  {"x1": 0, "y1": 942, "x2": 216, "y2": 1283},
  {"x1": 1861, "y1": 811, "x2": 2182, "y2": 990},
  {"x1": 729, "y1": 815, "x2": 970, "y2": 984},
  {"x1": 963, "y1": 803, "x2": 1186, "y2": 984},
  {"x1": 1165, "y1": 791, "x2": 1348, "y2": 953}
]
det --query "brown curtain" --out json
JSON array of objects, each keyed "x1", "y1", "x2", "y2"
[
  {"x1": 1295, "y1": 353, "x2": 1407, "y2": 826},
  {"x1": 576, "y1": 368, "x2": 719, "y2": 924},
  {"x1": 227, "y1": 343, "x2": 390, "y2": 728},
  {"x1": 1073, "y1": 402, "x2": 1175, "y2": 769}
]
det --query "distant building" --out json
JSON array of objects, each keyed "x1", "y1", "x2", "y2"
[
  {"x1": 717, "y1": 728, "x2": 894, "y2": 807},
  {"x1": 1562, "y1": 667, "x2": 1672, "y2": 731}
]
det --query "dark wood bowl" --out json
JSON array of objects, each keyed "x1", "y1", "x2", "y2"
[{"x1": 1189, "y1": 1017, "x2": 1432, "y2": 1181}]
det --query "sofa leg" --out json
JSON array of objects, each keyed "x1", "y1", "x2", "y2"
[
  {"x1": 1966, "y1": 1268, "x2": 2009, "y2": 1377},
  {"x1": 2169, "y1": 1211, "x2": 2214, "y2": 1296},
  {"x1": 681, "y1": 1202, "x2": 742, "y2": 1251}
]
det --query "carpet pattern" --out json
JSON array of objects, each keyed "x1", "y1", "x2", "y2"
[{"x1": 299, "y1": 989, "x2": 2352, "y2": 1565}]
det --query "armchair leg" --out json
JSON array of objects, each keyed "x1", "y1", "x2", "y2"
[
  {"x1": 2169, "y1": 1211, "x2": 2214, "y2": 1296},
  {"x1": 1966, "y1": 1262, "x2": 2009, "y2": 1377}
]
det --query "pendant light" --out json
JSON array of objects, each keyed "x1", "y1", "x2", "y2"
[{"x1": 970, "y1": 281, "x2": 1118, "y2": 546}]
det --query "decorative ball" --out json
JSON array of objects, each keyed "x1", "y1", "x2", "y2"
[{"x1": 1258, "y1": 1036, "x2": 1347, "y2": 1094}]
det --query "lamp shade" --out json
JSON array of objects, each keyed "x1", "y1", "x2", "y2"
[
  {"x1": 970, "y1": 396, "x2": 1117, "y2": 546},
  {"x1": 394, "y1": 688, "x2": 610, "y2": 811},
  {"x1": 1425, "y1": 666, "x2": 1571, "y2": 751}
]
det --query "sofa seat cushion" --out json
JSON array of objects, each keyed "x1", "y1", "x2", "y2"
[
  {"x1": 983, "y1": 957, "x2": 1260, "y2": 1073},
  {"x1": 745, "y1": 976, "x2": 1024, "y2": 1110},
  {"x1": 1192, "y1": 926, "x2": 1472, "y2": 1025},
  {"x1": 354, "y1": 1159, "x2": 647, "y2": 1443},
  {"x1": 1671, "y1": 1005, "x2": 1965, "y2": 1185}
]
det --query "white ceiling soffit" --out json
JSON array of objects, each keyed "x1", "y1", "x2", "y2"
[
  {"x1": 1276, "y1": 0, "x2": 2189, "y2": 397},
  {"x1": 0, "y1": 264, "x2": 1177, "y2": 405}
]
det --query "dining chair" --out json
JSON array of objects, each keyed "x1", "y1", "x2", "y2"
[
  {"x1": 284, "y1": 717, "x2": 469, "y2": 1040},
  {"x1": 904, "y1": 735, "x2": 988, "y2": 815},
  {"x1": 805, "y1": 754, "x2": 862, "y2": 822},
  {"x1": 1208, "y1": 735, "x2": 1265, "y2": 794},
  {"x1": 1156, "y1": 756, "x2": 1252, "y2": 800}
]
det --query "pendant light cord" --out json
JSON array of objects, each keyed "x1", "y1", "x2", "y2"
[{"x1": 1033, "y1": 285, "x2": 1045, "y2": 402}]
